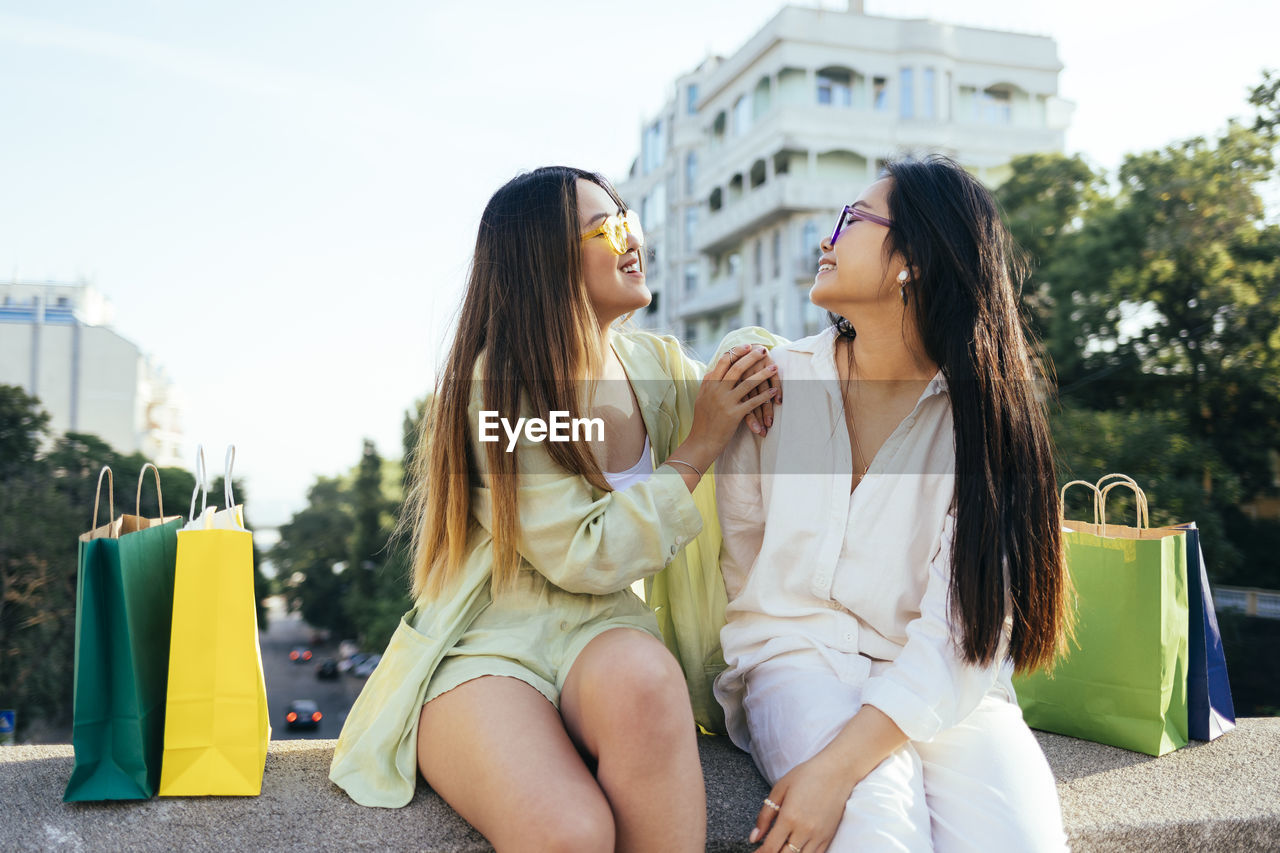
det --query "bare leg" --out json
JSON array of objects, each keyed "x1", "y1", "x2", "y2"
[
  {"x1": 560, "y1": 628, "x2": 706, "y2": 853},
  {"x1": 417, "y1": 675, "x2": 615, "y2": 853}
]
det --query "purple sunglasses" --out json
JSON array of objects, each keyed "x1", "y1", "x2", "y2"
[{"x1": 829, "y1": 204, "x2": 894, "y2": 246}]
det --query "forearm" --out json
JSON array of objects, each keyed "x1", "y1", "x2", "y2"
[
  {"x1": 665, "y1": 436, "x2": 720, "y2": 493},
  {"x1": 811, "y1": 704, "x2": 909, "y2": 789}
]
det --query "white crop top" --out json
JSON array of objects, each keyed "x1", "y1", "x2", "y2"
[{"x1": 604, "y1": 435, "x2": 654, "y2": 491}]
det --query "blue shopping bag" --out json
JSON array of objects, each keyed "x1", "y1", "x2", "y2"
[{"x1": 1176, "y1": 523, "x2": 1236, "y2": 741}]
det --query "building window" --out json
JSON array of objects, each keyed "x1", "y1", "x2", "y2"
[
  {"x1": 646, "y1": 244, "x2": 660, "y2": 278},
  {"x1": 646, "y1": 292, "x2": 660, "y2": 315},
  {"x1": 872, "y1": 76, "x2": 888, "y2": 111},
  {"x1": 686, "y1": 82, "x2": 699, "y2": 115},
  {"x1": 801, "y1": 221, "x2": 818, "y2": 254},
  {"x1": 727, "y1": 251, "x2": 742, "y2": 283},
  {"x1": 899, "y1": 68, "x2": 914, "y2": 119},
  {"x1": 921, "y1": 68, "x2": 936, "y2": 119},
  {"x1": 817, "y1": 69, "x2": 852, "y2": 107},
  {"x1": 771, "y1": 229, "x2": 781, "y2": 278},
  {"x1": 981, "y1": 87, "x2": 1013, "y2": 124},
  {"x1": 753, "y1": 239, "x2": 763, "y2": 286},
  {"x1": 684, "y1": 208, "x2": 699, "y2": 251},
  {"x1": 642, "y1": 120, "x2": 666, "y2": 174},
  {"x1": 684, "y1": 263, "x2": 699, "y2": 293},
  {"x1": 685, "y1": 151, "x2": 698, "y2": 195},
  {"x1": 733, "y1": 94, "x2": 751, "y2": 136},
  {"x1": 755, "y1": 307, "x2": 765, "y2": 326},
  {"x1": 649, "y1": 182, "x2": 666, "y2": 228}
]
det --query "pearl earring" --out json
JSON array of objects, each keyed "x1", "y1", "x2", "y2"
[{"x1": 898, "y1": 269, "x2": 909, "y2": 305}]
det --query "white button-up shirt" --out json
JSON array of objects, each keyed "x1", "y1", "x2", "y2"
[{"x1": 714, "y1": 326, "x2": 1013, "y2": 749}]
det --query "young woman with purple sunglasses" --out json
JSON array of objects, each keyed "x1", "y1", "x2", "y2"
[{"x1": 715, "y1": 155, "x2": 1071, "y2": 852}]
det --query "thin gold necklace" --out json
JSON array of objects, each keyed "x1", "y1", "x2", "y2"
[{"x1": 842, "y1": 339, "x2": 869, "y2": 482}]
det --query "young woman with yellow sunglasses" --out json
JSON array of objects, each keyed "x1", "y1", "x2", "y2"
[{"x1": 330, "y1": 166, "x2": 780, "y2": 851}]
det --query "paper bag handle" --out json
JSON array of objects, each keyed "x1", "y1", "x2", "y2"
[
  {"x1": 188, "y1": 444, "x2": 209, "y2": 521},
  {"x1": 1099, "y1": 479, "x2": 1149, "y2": 531},
  {"x1": 92, "y1": 466, "x2": 115, "y2": 535},
  {"x1": 1094, "y1": 473, "x2": 1142, "y2": 496},
  {"x1": 223, "y1": 445, "x2": 237, "y2": 510},
  {"x1": 1059, "y1": 480, "x2": 1101, "y2": 525},
  {"x1": 137, "y1": 463, "x2": 165, "y2": 518}
]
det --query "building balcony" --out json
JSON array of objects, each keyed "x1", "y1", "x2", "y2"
[
  {"x1": 696, "y1": 176, "x2": 847, "y2": 255},
  {"x1": 699, "y1": 102, "x2": 1066, "y2": 194},
  {"x1": 677, "y1": 275, "x2": 742, "y2": 320}
]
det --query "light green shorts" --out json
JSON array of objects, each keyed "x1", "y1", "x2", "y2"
[{"x1": 423, "y1": 570, "x2": 661, "y2": 709}]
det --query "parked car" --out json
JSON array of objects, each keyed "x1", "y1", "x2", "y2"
[
  {"x1": 351, "y1": 654, "x2": 381, "y2": 679},
  {"x1": 315, "y1": 658, "x2": 339, "y2": 680},
  {"x1": 337, "y1": 639, "x2": 359, "y2": 661},
  {"x1": 338, "y1": 652, "x2": 370, "y2": 675},
  {"x1": 285, "y1": 699, "x2": 322, "y2": 731},
  {"x1": 289, "y1": 647, "x2": 313, "y2": 663}
]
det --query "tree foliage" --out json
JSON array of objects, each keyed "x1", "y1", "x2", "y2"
[
  {"x1": 997, "y1": 72, "x2": 1280, "y2": 588},
  {"x1": 273, "y1": 439, "x2": 409, "y2": 651},
  {"x1": 0, "y1": 384, "x2": 273, "y2": 739}
]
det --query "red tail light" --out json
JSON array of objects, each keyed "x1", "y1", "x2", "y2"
[
  {"x1": 286, "y1": 712, "x2": 298, "y2": 722},
  {"x1": 303, "y1": 651, "x2": 312, "y2": 660},
  {"x1": 312, "y1": 712, "x2": 322, "y2": 722},
  {"x1": 289, "y1": 651, "x2": 299, "y2": 660}
]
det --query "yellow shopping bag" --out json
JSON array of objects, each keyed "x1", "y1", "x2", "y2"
[{"x1": 159, "y1": 446, "x2": 270, "y2": 796}]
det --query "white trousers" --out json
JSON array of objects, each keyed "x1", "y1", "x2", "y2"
[{"x1": 743, "y1": 659, "x2": 1068, "y2": 853}]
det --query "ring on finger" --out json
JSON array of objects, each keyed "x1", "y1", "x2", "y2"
[
  {"x1": 763, "y1": 797, "x2": 781, "y2": 811},
  {"x1": 787, "y1": 843, "x2": 802, "y2": 852}
]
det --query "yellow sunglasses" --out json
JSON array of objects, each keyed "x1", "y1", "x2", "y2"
[{"x1": 580, "y1": 209, "x2": 644, "y2": 255}]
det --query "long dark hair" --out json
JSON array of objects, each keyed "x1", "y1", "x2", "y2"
[
  {"x1": 834, "y1": 155, "x2": 1069, "y2": 673},
  {"x1": 406, "y1": 166, "x2": 628, "y2": 600}
]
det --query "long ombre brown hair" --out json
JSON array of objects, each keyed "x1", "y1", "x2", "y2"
[
  {"x1": 835, "y1": 155, "x2": 1071, "y2": 673},
  {"x1": 406, "y1": 167, "x2": 630, "y2": 601}
]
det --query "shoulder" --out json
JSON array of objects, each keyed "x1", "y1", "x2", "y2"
[
  {"x1": 769, "y1": 327, "x2": 834, "y2": 374},
  {"x1": 613, "y1": 328, "x2": 691, "y2": 379}
]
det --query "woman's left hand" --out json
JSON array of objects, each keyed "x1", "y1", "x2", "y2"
[
  {"x1": 727, "y1": 344, "x2": 782, "y2": 435},
  {"x1": 749, "y1": 752, "x2": 854, "y2": 853}
]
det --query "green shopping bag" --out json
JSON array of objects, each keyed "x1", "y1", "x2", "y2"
[
  {"x1": 64, "y1": 465, "x2": 182, "y2": 802},
  {"x1": 1013, "y1": 476, "x2": 1190, "y2": 756}
]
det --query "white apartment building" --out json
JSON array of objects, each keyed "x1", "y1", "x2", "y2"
[
  {"x1": 617, "y1": 1, "x2": 1072, "y2": 358},
  {"x1": 0, "y1": 280, "x2": 184, "y2": 466}
]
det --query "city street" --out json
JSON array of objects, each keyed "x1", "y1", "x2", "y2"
[{"x1": 259, "y1": 597, "x2": 366, "y2": 741}]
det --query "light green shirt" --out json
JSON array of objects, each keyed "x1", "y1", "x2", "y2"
[{"x1": 329, "y1": 326, "x2": 779, "y2": 808}]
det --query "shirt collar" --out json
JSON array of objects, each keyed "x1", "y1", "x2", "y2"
[{"x1": 800, "y1": 324, "x2": 948, "y2": 400}]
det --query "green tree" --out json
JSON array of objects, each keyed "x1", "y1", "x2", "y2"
[
  {"x1": 1052, "y1": 404, "x2": 1247, "y2": 582},
  {"x1": 273, "y1": 477, "x2": 355, "y2": 637},
  {"x1": 1249, "y1": 68, "x2": 1279, "y2": 138},
  {"x1": 0, "y1": 385, "x2": 50, "y2": 475},
  {"x1": 0, "y1": 387, "x2": 79, "y2": 739}
]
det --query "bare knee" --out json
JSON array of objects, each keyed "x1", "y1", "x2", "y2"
[
  {"x1": 589, "y1": 638, "x2": 693, "y2": 736},
  {"x1": 525, "y1": 803, "x2": 615, "y2": 853}
]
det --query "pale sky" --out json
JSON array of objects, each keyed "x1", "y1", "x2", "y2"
[{"x1": 2, "y1": 0, "x2": 1276, "y2": 525}]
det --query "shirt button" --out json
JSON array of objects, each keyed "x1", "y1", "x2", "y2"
[
  {"x1": 670, "y1": 544, "x2": 678, "y2": 555},
  {"x1": 559, "y1": 621, "x2": 570, "y2": 631}
]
